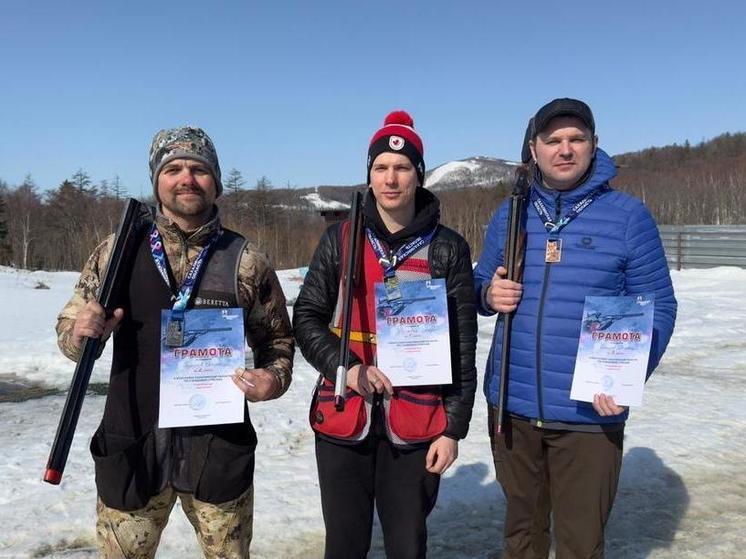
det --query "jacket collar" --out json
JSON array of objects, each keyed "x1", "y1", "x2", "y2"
[
  {"x1": 363, "y1": 187, "x2": 440, "y2": 250},
  {"x1": 155, "y1": 205, "x2": 221, "y2": 246},
  {"x1": 531, "y1": 148, "x2": 616, "y2": 206}
]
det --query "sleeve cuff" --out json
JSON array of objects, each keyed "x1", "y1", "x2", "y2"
[{"x1": 480, "y1": 282, "x2": 498, "y2": 316}]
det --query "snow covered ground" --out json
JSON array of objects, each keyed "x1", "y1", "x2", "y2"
[{"x1": 0, "y1": 265, "x2": 745, "y2": 558}]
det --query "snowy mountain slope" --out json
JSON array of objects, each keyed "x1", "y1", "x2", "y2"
[
  {"x1": 300, "y1": 189, "x2": 349, "y2": 211},
  {"x1": 299, "y1": 156, "x2": 521, "y2": 203},
  {"x1": 424, "y1": 156, "x2": 519, "y2": 191}
]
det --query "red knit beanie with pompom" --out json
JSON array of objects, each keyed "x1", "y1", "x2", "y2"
[{"x1": 367, "y1": 110, "x2": 425, "y2": 187}]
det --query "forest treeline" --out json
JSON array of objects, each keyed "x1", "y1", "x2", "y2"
[
  {"x1": 1, "y1": 132, "x2": 744, "y2": 272},
  {"x1": 612, "y1": 132, "x2": 746, "y2": 225}
]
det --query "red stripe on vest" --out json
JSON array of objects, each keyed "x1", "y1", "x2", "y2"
[{"x1": 335, "y1": 220, "x2": 428, "y2": 364}]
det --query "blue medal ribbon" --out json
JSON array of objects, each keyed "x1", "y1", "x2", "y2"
[
  {"x1": 365, "y1": 226, "x2": 437, "y2": 278},
  {"x1": 530, "y1": 185, "x2": 609, "y2": 240},
  {"x1": 148, "y1": 223, "x2": 222, "y2": 322}
]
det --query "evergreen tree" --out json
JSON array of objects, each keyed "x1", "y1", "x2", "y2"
[
  {"x1": 224, "y1": 168, "x2": 246, "y2": 196},
  {"x1": 71, "y1": 168, "x2": 96, "y2": 195},
  {"x1": 46, "y1": 179, "x2": 99, "y2": 269},
  {"x1": 222, "y1": 168, "x2": 247, "y2": 224}
]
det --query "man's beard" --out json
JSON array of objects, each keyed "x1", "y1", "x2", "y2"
[{"x1": 167, "y1": 190, "x2": 209, "y2": 216}]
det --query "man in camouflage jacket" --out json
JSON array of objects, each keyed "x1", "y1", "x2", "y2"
[{"x1": 56, "y1": 126, "x2": 293, "y2": 559}]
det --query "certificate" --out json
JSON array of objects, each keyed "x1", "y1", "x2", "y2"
[
  {"x1": 375, "y1": 278, "x2": 452, "y2": 387},
  {"x1": 570, "y1": 294, "x2": 655, "y2": 407},
  {"x1": 159, "y1": 308, "x2": 246, "y2": 428}
]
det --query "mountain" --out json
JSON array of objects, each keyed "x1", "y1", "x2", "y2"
[
  {"x1": 293, "y1": 156, "x2": 520, "y2": 210},
  {"x1": 424, "y1": 156, "x2": 519, "y2": 191},
  {"x1": 299, "y1": 189, "x2": 349, "y2": 211}
]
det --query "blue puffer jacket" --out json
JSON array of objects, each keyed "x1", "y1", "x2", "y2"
[{"x1": 474, "y1": 149, "x2": 677, "y2": 425}]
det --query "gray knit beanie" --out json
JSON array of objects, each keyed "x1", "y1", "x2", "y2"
[{"x1": 149, "y1": 126, "x2": 223, "y2": 200}]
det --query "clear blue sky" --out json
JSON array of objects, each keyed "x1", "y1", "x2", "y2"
[{"x1": 2, "y1": 0, "x2": 745, "y2": 196}]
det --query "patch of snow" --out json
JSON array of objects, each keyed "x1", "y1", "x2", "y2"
[
  {"x1": 301, "y1": 192, "x2": 348, "y2": 211},
  {"x1": 0, "y1": 265, "x2": 745, "y2": 557}
]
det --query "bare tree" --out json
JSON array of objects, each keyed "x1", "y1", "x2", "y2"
[
  {"x1": 248, "y1": 175, "x2": 273, "y2": 251},
  {"x1": 5, "y1": 176, "x2": 42, "y2": 269},
  {"x1": 111, "y1": 174, "x2": 126, "y2": 200},
  {"x1": 0, "y1": 182, "x2": 11, "y2": 265}
]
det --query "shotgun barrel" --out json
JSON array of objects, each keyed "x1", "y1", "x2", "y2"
[
  {"x1": 44, "y1": 198, "x2": 151, "y2": 484},
  {"x1": 334, "y1": 191, "x2": 364, "y2": 411},
  {"x1": 495, "y1": 167, "x2": 529, "y2": 434}
]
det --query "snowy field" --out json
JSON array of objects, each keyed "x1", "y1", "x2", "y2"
[{"x1": 0, "y1": 265, "x2": 745, "y2": 558}]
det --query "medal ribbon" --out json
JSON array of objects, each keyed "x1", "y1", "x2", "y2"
[
  {"x1": 530, "y1": 185, "x2": 609, "y2": 239},
  {"x1": 148, "y1": 223, "x2": 222, "y2": 319},
  {"x1": 365, "y1": 226, "x2": 437, "y2": 278}
]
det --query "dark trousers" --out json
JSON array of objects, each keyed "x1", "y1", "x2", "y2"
[
  {"x1": 315, "y1": 425, "x2": 440, "y2": 559},
  {"x1": 489, "y1": 410, "x2": 623, "y2": 559}
]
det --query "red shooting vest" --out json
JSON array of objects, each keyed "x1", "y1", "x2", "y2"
[{"x1": 310, "y1": 219, "x2": 447, "y2": 446}]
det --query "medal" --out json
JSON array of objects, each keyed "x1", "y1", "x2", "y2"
[
  {"x1": 545, "y1": 239, "x2": 562, "y2": 263},
  {"x1": 530, "y1": 185, "x2": 609, "y2": 266},
  {"x1": 166, "y1": 316, "x2": 184, "y2": 347},
  {"x1": 148, "y1": 223, "x2": 222, "y2": 349},
  {"x1": 366, "y1": 226, "x2": 437, "y2": 302}
]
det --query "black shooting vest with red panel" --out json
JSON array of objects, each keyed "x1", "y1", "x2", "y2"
[{"x1": 311, "y1": 219, "x2": 447, "y2": 446}]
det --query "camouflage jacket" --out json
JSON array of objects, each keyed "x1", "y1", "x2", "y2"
[{"x1": 56, "y1": 208, "x2": 294, "y2": 397}]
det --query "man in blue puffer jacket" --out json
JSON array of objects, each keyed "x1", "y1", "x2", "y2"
[{"x1": 475, "y1": 98, "x2": 676, "y2": 559}]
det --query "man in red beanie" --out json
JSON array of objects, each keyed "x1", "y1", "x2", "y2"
[{"x1": 293, "y1": 111, "x2": 478, "y2": 558}]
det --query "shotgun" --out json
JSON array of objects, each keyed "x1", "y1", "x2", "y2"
[
  {"x1": 44, "y1": 198, "x2": 151, "y2": 484},
  {"x1": 334, "y1": 190, "x2": 364, "y2": 411},
  {"x1": 495, "y1": 166, "x2": 529, "y2": 434}
]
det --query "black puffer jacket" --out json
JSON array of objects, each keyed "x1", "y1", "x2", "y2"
[{"x1": 293, "y1": 189, "x2": 478, "y2": 439}]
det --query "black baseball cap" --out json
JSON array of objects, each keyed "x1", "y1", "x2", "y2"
[{"x1": 531, "y1": 98, "x2": 595, "y2": 138}]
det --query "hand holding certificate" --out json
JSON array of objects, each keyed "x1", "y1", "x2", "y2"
[
  {"x1": 570, "y1": 295, "x2": 655, "y2": 407},
  {"x1": 232, "y1": 367, "x2": 283, "y2": 402}
]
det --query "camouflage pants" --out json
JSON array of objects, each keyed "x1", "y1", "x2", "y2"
[{"x1": 96, "y1": 485, "x2": 253, "y2": 558}]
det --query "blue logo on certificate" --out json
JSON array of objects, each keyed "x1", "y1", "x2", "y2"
[{"x1": 189, "y1": 393, "x2": 207, "y2": 411}]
